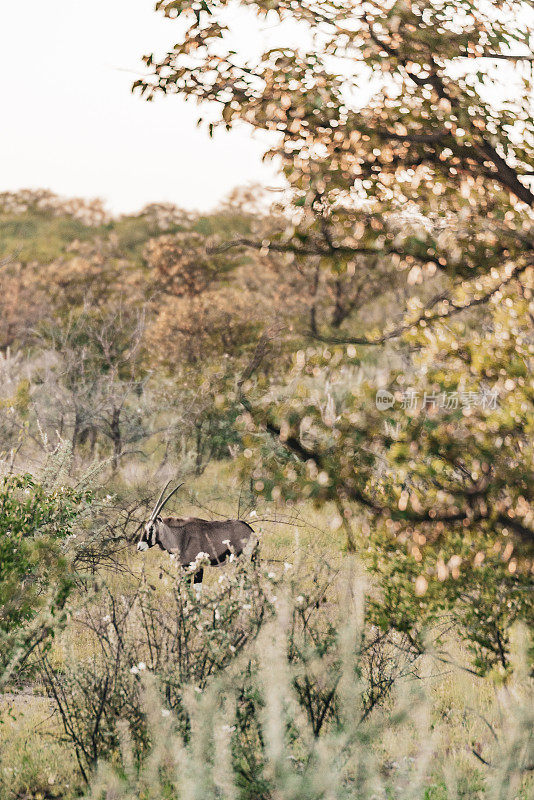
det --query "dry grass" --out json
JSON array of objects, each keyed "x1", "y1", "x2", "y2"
[
  {"x1": 0, "y1": 694, "x2": 81, "y2": 800},
  {"x1": 1, "y1": 459, "x2": 530, "y2": 800}
]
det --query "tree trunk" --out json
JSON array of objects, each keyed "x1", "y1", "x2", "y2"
[
  {"x1": 88, "y1": 426, "x2": 97, "y2": 459},
  {"x1": 110, "y1": 407, "x2": 122, "y2": 471},
  {"x1": 309, "y1": 263, "x2": 321, "y2": 335},
  {"x1": 72, "y1": 409, "x2": 81, "y2": 454},
  {"x1": 195, "y1": 422, "x2": 203, "y2": 475}
]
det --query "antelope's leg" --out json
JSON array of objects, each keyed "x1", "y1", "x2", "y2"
[
  {"x1": 251, "y1": 540, "x2": 259, "y2": 563},
  {"x1": 193, "y1": 567, "x2": 204, "y2": 597}
]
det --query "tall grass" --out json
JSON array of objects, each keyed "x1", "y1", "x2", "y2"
[
  {"x1": 85, "y1": 581, "x2": 533, "y2": 800},
  {"x1": 1, "y1": 463, "x2": 532, "y2": 800}
]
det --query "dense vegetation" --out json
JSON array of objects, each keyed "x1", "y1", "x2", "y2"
[{"x1": 0, "y1": 1, "x2": 533, "y2": 798}]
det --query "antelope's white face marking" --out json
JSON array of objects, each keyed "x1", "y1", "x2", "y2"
[{"x1": 137, "y1": 520, "x2": 158, "y2": 551}]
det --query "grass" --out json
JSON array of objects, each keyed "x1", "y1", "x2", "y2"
[
  {"x1": 0, "y1": 694, "x2": 81, "y2": 800},
  {"x1": 1, "y1": 459, "x2": 531, "y2": 800}
]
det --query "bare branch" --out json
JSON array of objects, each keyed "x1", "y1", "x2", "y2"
[{"x1": 308, "y1": 261, "x2": 531, "y2": 347}]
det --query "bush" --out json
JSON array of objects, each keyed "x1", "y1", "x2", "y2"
[
  {"x1": 0, "y1": 471, "x2": 91, "y2": 685},
  {"x1": 86, "y1": 610, "x2": 533, "y2": 800},
  {"x1": 38, "y1": 558, "x2": 272, "y2": 780},
  {"x1": 39, "y1": 560, "x2": 419, "y2": 791}
]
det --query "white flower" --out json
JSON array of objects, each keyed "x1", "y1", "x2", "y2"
[
  {"x1": 130, "y1": 665, "x2": 139, "y2": 675},
  {"x1": 161, "y1": 709, "x2": 171, "y2": 718},
  {"x1": 138, "y1": 662, "x2": 146, "y2": 671},
  {"x1": 103, "y1": 615, "x2": 111, "y2": 623},
  {"x1": 283, "y1": 562, "x2": 292, "y2": 571},
  {"x1": 296, "y1": 595, "x2": 304, "y2": 605},
  {"x1": 268, "y1": 571, "x2": 276, "y2": 579},
  {"x1": 249, "y1": 510, "x2": 258, "y2": 518}
]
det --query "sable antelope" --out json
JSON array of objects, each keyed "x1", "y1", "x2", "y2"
[{"x1": 136, "y1": 482, "x2": 257, "y2": 593}]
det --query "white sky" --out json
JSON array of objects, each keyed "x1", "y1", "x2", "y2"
[
  {"x1": 0, "y1": 0, "x2": 278, "y2": 214},
  {"x1": 1, "y1": 2, "x2": 530, "y2": 216}
]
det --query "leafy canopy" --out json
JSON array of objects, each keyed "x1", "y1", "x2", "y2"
[{"x1": 136, "y1": 0, "x2": 534, "y2": 671}]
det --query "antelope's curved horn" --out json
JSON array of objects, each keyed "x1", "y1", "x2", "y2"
[
  {"x1": 156, "y1": 482, "x2": 184, "y2": 516},
  {"x1": 150, "y1": 480, "x2": 171, "y2": 521}
]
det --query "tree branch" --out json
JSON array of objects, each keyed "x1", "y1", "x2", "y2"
[{"x1": 309, "y1": 261, "x2": 531, "y2": 346}]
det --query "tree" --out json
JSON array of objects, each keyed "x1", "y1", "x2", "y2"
[
  {"x1": 143, "y1": 204, "x2": 304, "y2": 367},
  {"x1": 136, "y1": 0, "x2": 534, "y2": 335},
  {"x1": 35, "y1": 306, "x2": 150, "y2": 471},
  {"x1": 137, "y1": 0, "x2": 534, "y2": 670},
  {"x1": 0, "y1": 191, "x2": 144, "y2": 351}
]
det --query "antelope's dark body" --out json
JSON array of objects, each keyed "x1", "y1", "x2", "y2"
[
  {"x1": 155, "y1": 516, "x2": 255, "y2": 567},
  {"x1": 136, "y1": 482, "x2": 257, "y2": 589}
]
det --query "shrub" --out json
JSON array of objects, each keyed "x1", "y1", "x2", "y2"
[
  {"x1": 86, "y1": 612, "x2": 533, "y2": 800},
  {"x1": 39, "y1": 560, "x2": 418, "y2": 790},
  {"x1": 0, "y1": 471, "x2": 91, "y2": 685}
]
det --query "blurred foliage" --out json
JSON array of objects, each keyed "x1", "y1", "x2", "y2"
[
  {"x1": 38, "y1": 565, "x2": 420, "y2": 789},
  {"x1": 2, "y1": 4, "x2": 534, "y2": 799},
  {"x1": 85, "y1": 597, "x2": 533, "y2": 800},
  {"x1": 1, "y1": 0, "x2": 533, "y2": 680},
  {"x1": 132, "y1": 0, "x2": 534, "y2": 671}
]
